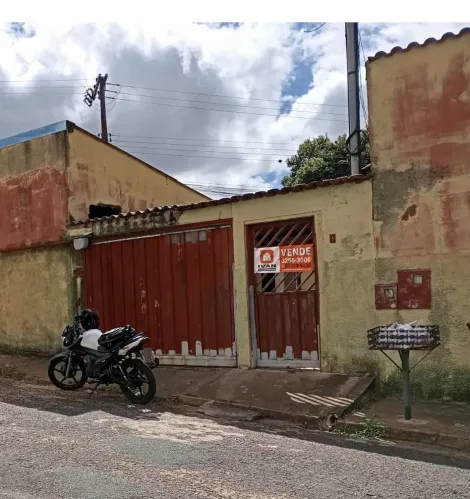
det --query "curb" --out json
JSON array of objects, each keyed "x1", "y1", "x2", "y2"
[
  {"x1": 336, "y1": 420, "x2": 470, "y2": 453},
  {"x1": 176, "y1": 395, "x2": 322, "y2": 427}
]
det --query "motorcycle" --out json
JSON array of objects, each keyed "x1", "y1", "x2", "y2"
[{"x1": 48, "y1": 309, "x2": 159, "y2": 405}]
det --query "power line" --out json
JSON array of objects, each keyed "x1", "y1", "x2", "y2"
[
  {"x1": 304, "y1": 22, "x2": 326, "y2": 33},
  {"x1": 113, "y1": 139, "x2": 299, "y2": 152},
  {"x1": 0, "y1": 78, "x2": 89, "y2": 83},
  {"x1": 119, "y1": 144, "x2": 290, "y2": 157},
  {"x1": 111, "y1": 134, "x2": 302, "y2": 146},
  {"x1": 186, "y1": 182, "x2": 263, "y2": 191},
  {"x1": 108, "y1": 96, "x2": 348, "y2": 122},
  {"x1": 0, "y1": 85, "x2": 87, "y2": 89},
  {"x1": 108, "y1": 82, "x2": 348, "y2": 108},
  {"x1": 358, "y1": 31, "x2": 369, "y2": 124},
  {"x1": 123, "y1": 150, "x2": 281, "y2": 162},
  {"x1": 0, "y1": 92, "x2": 85, "y2": 96},
  {"x1": 109, "y1": 90, "x2": 348, "y2": 117}
]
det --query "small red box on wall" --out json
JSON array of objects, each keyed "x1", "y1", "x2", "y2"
[
  {"x1": 397, "y1": 269, "x2": 431, "y2": 309},
  {"x1": 375, "y1": 283, "x2": 398, "y2": 309}
]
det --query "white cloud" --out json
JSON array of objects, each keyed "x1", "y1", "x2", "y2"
[{"x1": 0, "y1": 22, "x2": 468, "y2": 198}]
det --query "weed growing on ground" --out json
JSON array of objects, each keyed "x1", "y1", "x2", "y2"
[{"x1": 335, "y1": 416, "x2": 386, "y2": 440}]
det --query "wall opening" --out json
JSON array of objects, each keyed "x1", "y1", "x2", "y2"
[{"x1": 88, "y1": 203, "x2": 121, "y2": 220}]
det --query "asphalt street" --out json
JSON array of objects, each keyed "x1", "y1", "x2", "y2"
[{"x1": 0, "y1": 379, "x2": 468, "y2": 499}]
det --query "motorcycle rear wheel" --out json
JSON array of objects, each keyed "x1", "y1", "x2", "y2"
[
  {"x1": 48, "y1": 355, "x2": 87, "y2": 391},
  {"x1": 119, "y1": 358, "x2": 156, "y2": 405}
]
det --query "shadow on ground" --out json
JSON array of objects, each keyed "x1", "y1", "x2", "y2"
[{"x1": 0, "y1": 377, "x2": 469, "y2": 470}]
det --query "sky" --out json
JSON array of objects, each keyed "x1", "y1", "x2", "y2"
[{"x1": 0, "y1": 22, "x2": 468, "y2": 198}]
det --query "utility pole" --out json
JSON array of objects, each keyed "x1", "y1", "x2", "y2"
[
  {"x1": 84, "y1": 73, "x2": 109, "y2": 143},
  {"x1": 345, "y1": 23, "x2": 361, "y2": 176}
]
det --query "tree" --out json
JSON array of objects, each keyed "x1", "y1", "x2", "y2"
[{"x1": 281, "y1": 129, "x2": 370, "y2": 187}]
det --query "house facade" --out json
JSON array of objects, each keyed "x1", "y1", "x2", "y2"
[{"x1": 0, "y1": 121, "x2": 207, "y2": 353}]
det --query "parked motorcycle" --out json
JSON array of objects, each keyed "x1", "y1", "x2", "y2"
[{"x1": 48, "y1": 309, "x2": 158, "y2": 404}]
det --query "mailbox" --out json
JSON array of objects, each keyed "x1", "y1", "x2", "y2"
[{"x1": 397, "y1": 270, "x2": 431, "y2": 309}]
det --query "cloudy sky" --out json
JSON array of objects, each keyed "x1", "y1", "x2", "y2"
[{"x1": 0, "y1": 22, "x2": 468, "y2": 198}]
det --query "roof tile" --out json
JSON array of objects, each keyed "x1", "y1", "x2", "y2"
[{"x1": 367, "y1": 27, "x2": 470, "y2": 64}]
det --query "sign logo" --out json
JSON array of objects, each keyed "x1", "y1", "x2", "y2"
[{"x1": 260, "y1": 249, "x2": 274, "y2": 263}]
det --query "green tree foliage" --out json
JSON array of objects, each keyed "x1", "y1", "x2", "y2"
[{"x1": 281, "y1": 129, "x2": 370, "y2": 187}]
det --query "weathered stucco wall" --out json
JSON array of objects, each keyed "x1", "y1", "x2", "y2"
[
  {"x1": 0, "y1": 132, "x2": 69, "y2": 251},
  {"x1": 67, "y1": 128, "x2": 208, "y2": 222},
  {"x1": 367, "y1": 32, "x2": 470, "y2": 399},
  {"x1": 231, "y1": 180, "x2": 375, "y2": 369},
  {"x1": 69, "y1": 179, "x2": 377, "y2": 371},
  {"x1": 0, "y1": 244, "x2": 73, "y2": 354}
]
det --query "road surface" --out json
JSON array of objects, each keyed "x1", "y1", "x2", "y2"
[{"x1": 0, "y1": 379, "x2": 468, "y2": 499}]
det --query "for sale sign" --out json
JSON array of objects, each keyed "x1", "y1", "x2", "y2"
[
  {"x1": 254, "y1": 247, "x2": 279, "y2": 273},
  {"x1": 279, "y1": 244, "x2": 314, "y2": 272},
  {"x1": 254, "y1": 244, "x2": 314, "y2": 273}
]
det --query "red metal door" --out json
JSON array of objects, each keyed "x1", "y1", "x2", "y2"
[
  {"x1": 248, "y1": 218, "x2": 319, "y2": 367},
  {"x1": 83, "y1": 224, "x2": 235, "y2": 366}
]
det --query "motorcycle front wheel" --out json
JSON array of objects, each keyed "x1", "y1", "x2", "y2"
[
  {"x1": 48, "y1": 355, "x2": 87, "y2": 391},
  {"x1": 119, "y1": 358, "x2": 156, "y2": 405}
]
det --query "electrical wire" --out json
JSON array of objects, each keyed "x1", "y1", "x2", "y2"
[
  {"x1": 122, "y1": 150, "x2": 282, "y2": 162},
  {"x1": 304, "y1": 22, "x2": 326, "y2": 33},
  {"x1": 0, "y1": 78, "x2": 90, "y2": 83},
  {"x1": 107, "y1": 96, "x2": 348, "y2": 122},
  {"x1": 108, "y1": 91, "x2": 348, "y2": 117},
  {"x1": 113, "y1": 139, "x2": 299, "y2": 152},
  {"x1": 119, "y1": 144, "x2": 290, "y2": 157},
  {"x1": 358, "y1": 31, "x2": 369, "y2": 124},
  {"x1": 111, "y1": 134, "x2": 302, "y2": 146},
  {"x1": 107, "y1": 82, "x2": 347, "y2": 108}
]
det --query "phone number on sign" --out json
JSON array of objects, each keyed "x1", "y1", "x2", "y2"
[{"x1": 281, "y1": 257, "x2": 312, "y2": 265}]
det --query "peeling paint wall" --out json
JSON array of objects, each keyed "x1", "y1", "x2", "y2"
[
  {"x1": 67, "y1": 129, "x2": 207, "y2": 222},
  {"x1": 0, "y1": 244, "x2": 73, "y2": 354},
  {"x1": 70, "y1": 180, "x2": 376, "y2": 371},
  {"x1": 367, "y1": 33, "x2": 470, "y2": 400},
  {"x1": 0, "y1": 132, "x2": 69, "y2": 251}
]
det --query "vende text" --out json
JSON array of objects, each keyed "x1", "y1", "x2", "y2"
[{"x1": 280, "y1": 247, "x2": 312, "y2": 257}]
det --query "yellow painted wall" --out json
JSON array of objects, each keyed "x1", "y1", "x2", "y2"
[
  {"x1": 0, "y1": 244, "x2": 73, "y2": 354},
  {"x1": 0, "y1": 131, "x2": 67, "y2": 181},
  {"x1": 67, "y1": 128, "x2": 208, "y2": 222},
  {"x1": 67, "y1": 180, "x2": 376, "y2": 371},
  {"x1": 230, "y1": 181, "x2": 376, "y2": 369},
  {"x1": 367, "y1": 33, "x2": 470, "y2": 400}
]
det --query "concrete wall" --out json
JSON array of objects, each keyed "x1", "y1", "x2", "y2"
[
  {"x1": 0, "y1": 125, "x2": 207, "y2": 354},
  {"x1": 69, "y1": 179, "x2": 377, "y2": 372},
  {"x1": 0, "y1": 132, "x2": 69, "y2": 252},
  {"x1": 0, "y1": 244, "x2": 73, "y2": 354},
  {"x1": 67, "y1": 128, "x2": 207, "y2": 222},
  {"x1": 367, "y1": 32, "x2": 470, "y2": 400}
]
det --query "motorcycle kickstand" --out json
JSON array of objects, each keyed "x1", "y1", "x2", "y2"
[{"x1": 88, "y1": 381, "x2": 101, "y2": 398}]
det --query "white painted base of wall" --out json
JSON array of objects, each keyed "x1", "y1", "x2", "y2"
[
  {"x1": 256, "y1": 359, "x2": 320, "y2": 369},
  {"x1": 154, "y1": 341, "x2": 237, "y2": 367},
  {"x1": 255, "y1": 348, "x2": 320, "y2": 369},
  {"x1": 156, "y1": 355, "x2": 237, "y2": 367}
]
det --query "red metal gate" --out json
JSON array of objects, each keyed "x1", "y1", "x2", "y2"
[
  {"x1": 83, "y1": 223, "x2": 235, "y2": 366},
  {"x1": 248, "y1": 218, "x2": 319, "y2": 367}
]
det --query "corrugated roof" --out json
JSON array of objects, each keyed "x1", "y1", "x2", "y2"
[
  {"x1": 0, "y1": 120, "x2": 67, "y2": 149},
  {"x1": 367, "y1": 26, "x2": 470, "y2": 64},
  {"x1": 69, "y1": 173, "x2": 372, "y2": 227}
]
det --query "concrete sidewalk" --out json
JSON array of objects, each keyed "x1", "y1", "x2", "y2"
[
  {"x1": 0, "y1": 354, "x2": 374, "y2": 424},
  {"x1": 339, "y1": 395, "x2": 470, "y2": 452}
]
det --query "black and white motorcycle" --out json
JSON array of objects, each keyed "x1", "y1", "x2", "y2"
[{"x1": 48, "y1": 309, "x2": 158, "y2": 405}]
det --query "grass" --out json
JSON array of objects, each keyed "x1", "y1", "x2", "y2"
[{"x1": 335, "y1": 415, "x2": 386, "y2": 440}]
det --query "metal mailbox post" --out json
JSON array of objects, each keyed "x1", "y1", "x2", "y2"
[{"x1": 367, "y1": 324, "x2": 440, "y2": 420}]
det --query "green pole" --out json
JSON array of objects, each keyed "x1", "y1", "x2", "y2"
[{"x1": 400, "y1": 350, "x2": 411, "y2": 420}]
